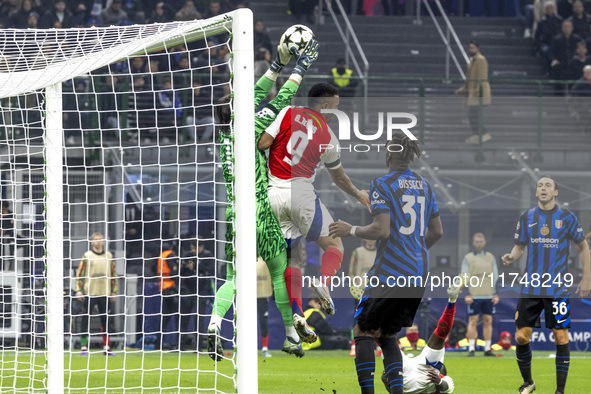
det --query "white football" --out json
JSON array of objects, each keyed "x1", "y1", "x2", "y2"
[{"x1": 280, "y1": 24, "x2": 315, "y2": 55}]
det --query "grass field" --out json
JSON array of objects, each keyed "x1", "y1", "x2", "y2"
[{"x1": 1, "y1": 349, "x2": 590, "y2": 393}]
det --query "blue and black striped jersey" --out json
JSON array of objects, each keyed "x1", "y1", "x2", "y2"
[
  {"x1": 514, "y1": 205, "x2": 585, "y2": 297},
  {"x1": 368, "y1": 169, "x2": 439, "y2": 284}
]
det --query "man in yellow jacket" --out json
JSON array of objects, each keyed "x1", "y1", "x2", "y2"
[
  {"x1": 455, "y1": 41, "x2": 492, "y2": 144},
  {"x1": 302, "y1": 297, "x2": 349, "y2": 350},
  {"x1": 328, "y1": 58, "x2": 358, "y2": 99},
  {"x1": 399, "y1": 324, "x2": 427, "y2": 351}
]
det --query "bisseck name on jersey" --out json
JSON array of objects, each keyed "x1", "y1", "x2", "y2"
[{"x1": 398, "y1": 179, "x2": 423, "y2": 189}]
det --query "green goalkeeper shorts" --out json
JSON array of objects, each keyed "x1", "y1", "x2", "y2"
[{"x1": 256, "y1": 194, "x2": 287, "y2": 262}]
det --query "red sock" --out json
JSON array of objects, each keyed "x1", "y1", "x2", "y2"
[
  {"x1": 284, "y1": 267, "x2": 303, "y2": 315},
  {"x1": 320, "y1": 247, "x2": 343, "y2": 285},
  {"x1": 434, "y1": 302, "x2": 456, "y2": 339},
  {"x1": 262, "y1": 335, "x2": 269, "y2": 348},
  {"x1": 102, "y1": 334, "x2": 110, "y2": 348}
]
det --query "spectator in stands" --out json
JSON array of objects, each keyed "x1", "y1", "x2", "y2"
[
  {"x1": 175, "y1": 0, "x2": 202, "y2": 21},
  {"x1": 10, "y1": 0, "x2": 33, "y2": 28},
  {"x1": 130, "y1": 56, "x2": 147, "y2": 74},
  {"x1": 550, "y1": 19, "x2": 583, "y2": 90},
  {"x1": 557, "y1": 0, "x2": 575, "y2": 18},
  {"x1": 71, "y1": 3, "x2": 89, "y2": 28},
  {"x1": 572, "y1": 64, "x2": 591, "y2": 94},
  {"x1": 157, "y1": 244, "x2": 180, "y2": 350},
  {"x1": 455, "y1": 41, "x2": 492, "y2": 144},
  {"x1": 186, "y1": 78, "x2": 215, "y2": 142},
  {"x1": 567, "y1": 39, "x2": 591, "y2": 79},
  {"x1": 87, "y1": 17, "x2": 98, "y2": 27},
  {"x1": 204, "y1": 1, "x2": 222, "y2": 18},
  {"x1": 27, "y1": 11, "x2": 39, "y2": 28},
  {"x1": 328, "y1": 58, "x2": 358, "y2": 98},
  {"x1": 569, "y1": 0, "x2": 591, "y2": 38},
  {"x1": 39, "y1": 0, "x2": 73, "y2": 29},
  {"x1": 99, "y1": 0, "x2": 128, "y2": 26},
  {"x1": 123, "y1": 0, "x2": 146, "y2": 24},
  {"x1": 97, "y1": 74, "x2": 121, "y2": 131},
  {"x1": 149, "y1": 1, "x2": 175, "y2": 23},
  {"x1": 254, "y1": 20, "x2": 272, "y2": 54},
  {"x1": 288, "y1": 0, "x2": 316, "y2": 24},
  {"x1": 74, "y1": 232, "x2": 117, "y2": 356},
  {"x1": 156, "y1": 76, "x2": 181, "y2": 142},
  {"x1": 129, "y1": 74, "x2": 156, "y2": 140},
  {"x1": 254, "y1": 46, "x2": 271, "y2": 79},
  {"x1": 570, "y1": 64, "x2": 591, "y2": 131},
  {"x1": 172, "y1": 53, "x2": 192, "y2": 90},
  {"x1": 535, "y1": 1, "x2": 563, "y2": 71},
  {"x1": 524, "y1": 0, "x2": 557, "y2": 38}
]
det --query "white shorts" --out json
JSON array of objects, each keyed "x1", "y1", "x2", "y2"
[
  {"x1": 402, "y1": 346, "x2": 453, "y2": 393},
  {"x1": 267, "y1": 186, "x2": 333, "y2": 243}
]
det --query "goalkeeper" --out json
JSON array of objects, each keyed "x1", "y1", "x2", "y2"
[{"x1": 207, "y1": 34, "x2": 320, "y2": 361}]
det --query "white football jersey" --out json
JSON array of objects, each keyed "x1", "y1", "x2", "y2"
[{"x1": 402, "y1": 346, "x2": 454, "y2": 393}]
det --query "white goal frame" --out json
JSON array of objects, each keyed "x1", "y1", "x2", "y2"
[{"x1": 26, "y1": 9, "x2": 256, "y2": 393}]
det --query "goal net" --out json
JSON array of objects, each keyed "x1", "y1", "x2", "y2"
[{"x1": 0, "y1": 9, "x2": 256, "y2": 393}]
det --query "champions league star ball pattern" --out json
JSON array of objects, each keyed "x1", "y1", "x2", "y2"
[{"x1": 280, "y1": 25, "x2": 315, "y2": 55}]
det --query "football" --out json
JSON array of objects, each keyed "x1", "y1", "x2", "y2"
[{"x1": 280, "y1": 24, "x2": 315, "y2": 56}]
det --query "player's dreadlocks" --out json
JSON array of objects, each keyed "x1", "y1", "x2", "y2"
[{"x1": 386, "y1": 132, "x2": 421, "y2": 168}]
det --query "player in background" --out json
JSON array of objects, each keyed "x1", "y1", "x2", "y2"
[
  {"x1": 379, "y1": 283, "x2": 461, "y2": 394},
  {"x1": 258, "y1": 83, "x2": 370, "y2": 340},
  {"x1": 74, "y1": 232, "x2": 117, "y2": 356},
  {"x1": 461, "y1": 232, "x2": 499, "y2": 357},
  {"x1": 206, "y1": 33, "x2": 319, "y2": 360},
  {"x1": 329, "y1": 134, "x2": 443, "y2": 394},
  {"x1": 501, "y1": 176, "x2": 590, "y2": 394}
]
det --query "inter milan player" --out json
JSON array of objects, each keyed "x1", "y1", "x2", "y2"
[
  {"x1": 502, "y1": 176, "x2": 590, "y2": 394},
  {"x1": 258, "y1": 82, "x2": 370, "y2": 341},
  {"x1": 329, "y1": 134, "x2": 443, "y2": 394},
  {"x1": 207, "y1": 35, "x2": 319, "y2": 360},
  {"x1": 379, "y1": 283, "x2": 461, "y2": 394}
]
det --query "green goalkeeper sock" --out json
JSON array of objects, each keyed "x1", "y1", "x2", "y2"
[
  {"x1": 266, "y1": 250, "x2": 293, "y2": 327},
  {"x1": 211, "y1": 265, "x2": 235, "y2": 321},
  {"x1": 80, "y1": 336, "x2": 87, "y2": 347}
]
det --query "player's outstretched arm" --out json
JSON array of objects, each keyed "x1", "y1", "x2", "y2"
[
  {"x1": 501, "y1": 244, "x2": 525, "y2": 266},
  {"x1": 327, "y1": 166, "x2": 370, "y2": 211},
  {"x1": 253, "y1": 29, "x2": 295, "y2": 108},
  {"x1": 576, "y1": 239, "x2": 590, "y2": 298},
  {"x1": 328, "y1": 214, "x2": 390, "y2": 240},
  {"x1": 266, "y1": 39, "x2": 320, "y2": 115},
  {"x1": 256, "y1": 40, "x2": 320, "y2": 147}
]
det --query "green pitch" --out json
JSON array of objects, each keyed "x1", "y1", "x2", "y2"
[{"x1": 1, "y1": 350, "x2": 590, "y2": 393}]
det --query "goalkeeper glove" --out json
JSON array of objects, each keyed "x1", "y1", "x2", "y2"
[
  {"x1": 270, "y1": 32, "x2": 295, "y2": 73},
  {"x1": 292, "y1": 39, "x2": 319, "y2": 77}
]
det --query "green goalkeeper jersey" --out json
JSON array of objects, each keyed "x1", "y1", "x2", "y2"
[
  {"x1": 219, "y1": 75, "x2": 298, "y2": 197},
  {"x1": 218, "y1": 75, "x2": 299, "y2": 260}
]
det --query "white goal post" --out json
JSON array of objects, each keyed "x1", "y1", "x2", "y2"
[{"x1": 0, "y1": 9, "x2": 256, "y2": 393}]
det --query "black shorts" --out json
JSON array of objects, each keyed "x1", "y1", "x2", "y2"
[
  {"x1": 354, "y1": 285, "x2": 425, "y2": 336},
  {"x1": 467, "y1": 298, "x2": 495, "y2": 316},
  {"x1": 515, "y1": 296, "x2": 571, "y2": 330}
]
